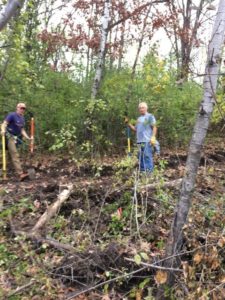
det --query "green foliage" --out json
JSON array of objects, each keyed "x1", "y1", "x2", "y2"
[
  {"x1": 100, "y1": 51, "x2": 202, "y2": 148},
  {"x1": 0, "y1": 244, "x2": 18, "y2": 267},
  {"x1": 152, "y1": 159, "x2": 173, "y2": 208},
  {"x1": 211, "y1": 78, "x2": 225, "y2": 128},
  {"x1": 108, "y1": 214, "x2": 124, "y2": 235},
  {"x1": 46, "y1": 124, "x2": 77, "y2": 153},
  {"x1": 103, "y1": 191, "x2": 133, "y2": 237},
  {"x1": 81, "y1": 98, "x2": 113, "y2": 155},
  {"x1": 0, "y1": 197, "x2": 32, "y2": 219},
  {"x1": 0, "y1": 20, "x2": 202, "y2": 157},
  {"x1": 114, "y1": 156, "x2": 138, "y2": 183}
]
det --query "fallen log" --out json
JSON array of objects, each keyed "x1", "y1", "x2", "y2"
[
  {"x1": 111, "y1": 178, "x2": 182, "y2": 196},
  {"x1": 40, "y1": 237, "x2": 76, "y2": 252},
  {"x1": 31, "y1": 184, "x2": 73, "y2": 234},
  {"x1": 140, "y1": 178, "x2": 182, "y2": 191}
]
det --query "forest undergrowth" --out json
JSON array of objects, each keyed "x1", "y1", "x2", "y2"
[{"x1": 0, "y1": 140, "x2": 225, "y2": 300}]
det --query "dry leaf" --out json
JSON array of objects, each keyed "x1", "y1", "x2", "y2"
[
  {"x1": 136, "y1": 290, "x2": 142, "y2": 300},
  {"x1": 182, "y1": 261, "x2": 189, "y2": 281},
  {"x1": 74, "y1": 296, "x2": 88, "y2": 300},
  {"x1": 154, "y1": 270, "x2": 168, "y2": 285},
  {"x1": 102, "y1": 295, "x2": 110, "y2": 300},
  {"x1": 140, "y1": 241, "x2": 150, "y2": 252},
  {"x1": 211, "y1": 258, "x2": 220, "y2": 270},
  {"x1": 218, "y1": 237, "x2": 225, "y2": 248},
  {"x1": 34, "y1": 200, "x2": 41, "y2": 208},
  {"x1": 188, "y1": 266, "x2": 196, "y2": 280},
  {"x1": 193, "y1": 252, "x2": 204, "y2": 264},
  {"x1": 27, "y1": 266, "x2": 39, "y2": 275}
]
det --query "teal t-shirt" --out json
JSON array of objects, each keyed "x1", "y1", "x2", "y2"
[{"x1": 135, "y1": 113, "x2": 156, "y2": 143}]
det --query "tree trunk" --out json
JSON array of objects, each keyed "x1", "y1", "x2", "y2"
[
  {"x1": 117, "y1": 21, "x2": 125, "y2": 70},
  {"x1": 117, "y1": 0, "x2": 127, "y2": 70},
  {"x1": 91, "y1": 0, "x2": 111, "y2": 99},
  {"x1": 166, "y1": 0, "x2": 205, "y2": 81},
  {"x1": 86, "y1": 2, "x2": 94, "y2": 81},
  {"x1": 0, "y1": 0, "x2": 25, "y2": 31},
  {"x1": 157, "y1": 0, "x2": 225, "y2": 297},
  {"x1": 132, "y1": 4, "x2": 152, "y2": 78},
  {"x1": 179, "y1": 0, "x2": 205, "y2": 81},
  {"x1": 179, "y1": 0, "x2": 191, "y2": 81}
]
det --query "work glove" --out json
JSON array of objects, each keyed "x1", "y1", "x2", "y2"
[{"x1": 150, "y1": 136, "x2": 156, "y2": 146}]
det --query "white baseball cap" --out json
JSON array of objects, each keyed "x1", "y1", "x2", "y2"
[{"x1": 17, "y1": 103, "x2": 26, "y2": 109}]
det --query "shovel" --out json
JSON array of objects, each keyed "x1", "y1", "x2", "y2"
[
  {"x1": 127, "y1": 126, "x2": 131, "y2": 156},
  {"x1": 2, "y1": 134, "x2": 7, "y2": 180},
  {"x1": 27, "y1": 117, "x2": 36, "y2": 180},
  {"x1": 30, "y1": 117, "x2": 34, "y2": 153}
]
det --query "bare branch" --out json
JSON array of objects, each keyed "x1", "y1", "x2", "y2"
[
  {"x1": 65, "y1": 266, "x2": 147, "y2": 300},
  {"x1": 109, "y1": 0, "x2": 168, "y2": 30},
  {"x1": 7, "y1": 280, "x2": 35, "y2": 297},
  {"x1": 124, "y1": 257, "x2": 183, "y2": 272}
]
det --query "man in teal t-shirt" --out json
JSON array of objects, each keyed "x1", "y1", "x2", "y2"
[{"x1": 127, "y1": 102, "x2": 157, "y2": 172}]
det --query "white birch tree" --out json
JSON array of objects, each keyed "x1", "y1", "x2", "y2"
[
  {"x1": 91, "y1": 0, "x2": 111, "y2": 99},
  {"x1": 157, "y1": 0, "x2": 225, "y2": 297},
  {"x1": 0, "y1": 0, "x2": 25, "y2": 31}
]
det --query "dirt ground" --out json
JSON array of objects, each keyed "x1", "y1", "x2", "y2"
[{"x1": 0, "y1": 141, "x2": 225, "y2": 299}]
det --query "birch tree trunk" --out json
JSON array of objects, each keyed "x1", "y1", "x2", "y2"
[
  {"x1": 0, "y1": 0, "x2": 25, "y2": 31},
  {"x1": 157, "y1": 0, "x2": 225, "y2": 297},
  {"x1": 86, "y1": 2, "x2": 94, "y2": 81},
  {"x1": 91, "y1": 0, "x2": 111, "y2": 99}
]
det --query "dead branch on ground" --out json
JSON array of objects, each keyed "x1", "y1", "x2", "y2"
[{"x1": 31, "y1": 184, "x2": 73, "y2": 233}]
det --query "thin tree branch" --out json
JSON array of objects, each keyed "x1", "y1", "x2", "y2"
[
  {"x1": 108, "y1": 0, "x2": 168, "y2": 30},
  {"x1": 7, "y1": 280, "x2": 35, "y2": 297},
  {"x1": 65, "y1": 266, "x2": 147, "y2": 300},
  {"x1": 124, "y1": 257, "x2": 183, "y2": 272}
]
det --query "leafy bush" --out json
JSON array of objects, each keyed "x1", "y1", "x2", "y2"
[{"x1": 0, "y1": 32, "x2": 202, "y2": 156}]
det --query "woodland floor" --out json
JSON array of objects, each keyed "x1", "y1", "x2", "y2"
[{"x1": 0, "y1": 140, "x2": 225, "y2": 300}]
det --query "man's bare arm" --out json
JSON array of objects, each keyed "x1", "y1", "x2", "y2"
[
  {"x1": 150, "y1": 125, "x2": 157, "y2": 145},
  {"x1": 21, "y1": 128, "x2": 31, "y2": 140},
  {"x1": 1, "y1": 120, "x2": 8, "y2": 135},
  {"x1": 152, "y1": 125, "x2": 157, "y2": 137},
  {"x1": 128, "y1": 123, "x2": 136, "y2": 132}
]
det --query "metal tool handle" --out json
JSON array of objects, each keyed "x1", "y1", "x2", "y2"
[
  {"x1": 127, "y1": 126, "x2": 131, "y2": 156},
  {"x1": 30, "y1": 117, "x2": 34, "y2": 153},
  {"x1": 2, "y1": 134, "x2": 7, "y2": 180}
]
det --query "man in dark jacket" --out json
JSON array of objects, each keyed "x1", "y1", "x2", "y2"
[{"x1": 1, "y1": 103, "x2": 33, "y2": 180}]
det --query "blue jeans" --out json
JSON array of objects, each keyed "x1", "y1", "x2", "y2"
[{"x1": 137, "y1": 142, "x2": 154, "y2": 172}]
